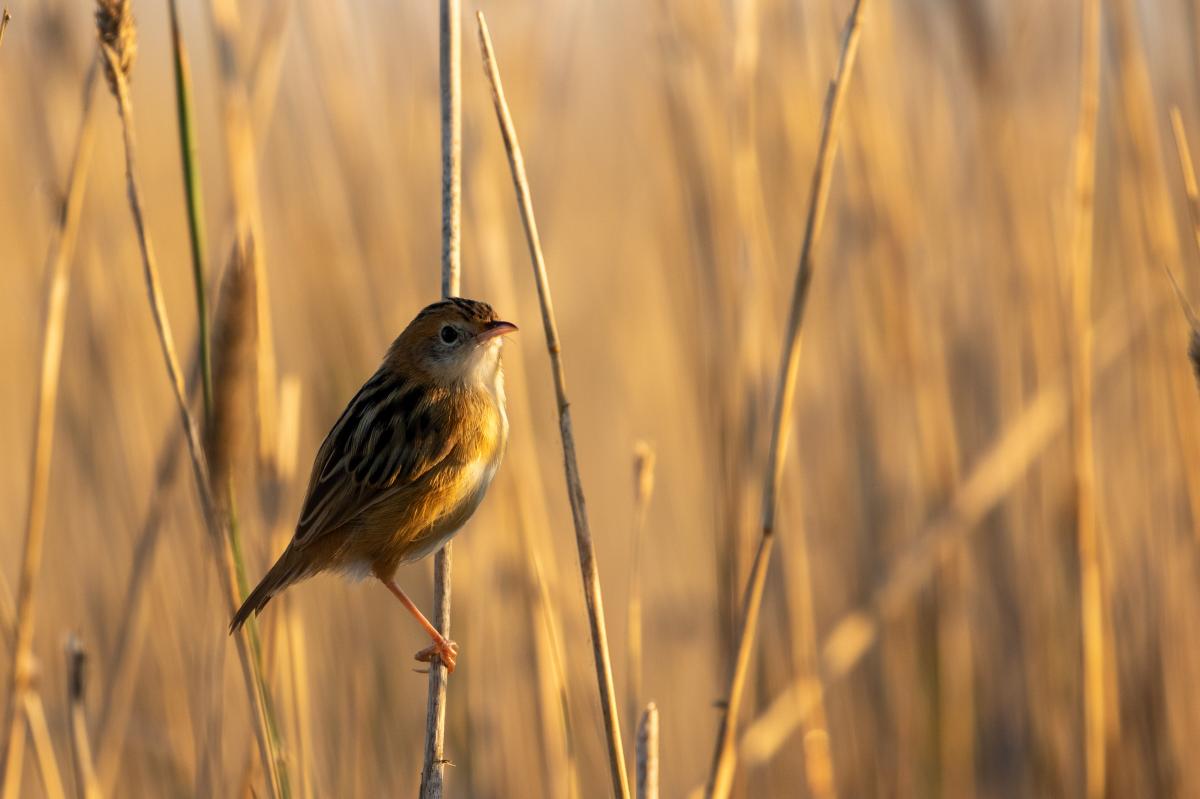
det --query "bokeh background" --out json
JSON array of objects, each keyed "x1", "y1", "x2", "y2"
[{"x1": 3, "y1": 0, "x2": 1200, "y2": 796}]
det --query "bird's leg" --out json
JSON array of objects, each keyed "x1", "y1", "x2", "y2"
[{"x1": 380, "y1": 577, "x2": 459, "y2": 673}]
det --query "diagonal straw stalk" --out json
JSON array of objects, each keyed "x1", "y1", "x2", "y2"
[
  {"x1": 723, "y1": 299, "x2": 1157, "y2": 779},
  {"x1": 96, "y1": 35, "x2": 288, "y2": 798},
  {"x1": 0, "y1": 61, "x2": 100, "y2": 799},
  {"x1": 22, "y1": 692, "x2": 65, "y2": 799},
  {"x1": 704, "y1": 2, "x2": 866, "y2": 796},
  {"x1": 420, "y1": 1, "x2": 461, "y2": 796},
  {"x1": 477, "y1": 13, "x2": 630, "y2": 797}
]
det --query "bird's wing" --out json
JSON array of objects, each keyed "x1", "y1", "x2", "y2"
[{"x1": 292, "y1": 368, "x2": 458, "y2": 549}]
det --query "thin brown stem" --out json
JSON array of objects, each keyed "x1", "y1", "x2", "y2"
[
  {"x1": 421, "y1": 1, "x2": 461, "y2": 796},
  {"x1": 705, "y1": 2, "x2": 866, "y2": 795},
  {"x1": 477, "y1": 13, "x2": 630, "y2": 797},
  {"x1": 0, "y1": 9, "x2": 10, "y2": 50},
  {"x1": 0, "y1": 61, "x2": 99, "y2": 799},
  {"x1": 98, "y1": 43, "x2": 286, "y2": 799}
]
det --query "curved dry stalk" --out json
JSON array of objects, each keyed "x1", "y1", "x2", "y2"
[
  {"x1": 0, "y1": 61, "x2": 100, "y2": 799},
  {"x1": 97, "y1": 40, "x2": 288, "y2": 799},
  {"x1": 704, "y1": 2, "x2": 866, "y2": 796},
  {"x1": 0, "y1": 9, "x2": 10, "y2": 49},
  {"x1": 420, "y1": 2, "x2": 461, "y2": 797},
  {"x1": 724, "y1": 300, "x2": 1158, "y2": 778},
  {"x1": 477, "y1": 13, "x2": 630, "y2": 797}
]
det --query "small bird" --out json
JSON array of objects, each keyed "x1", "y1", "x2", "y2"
[{"x1": 230, "y1": 298, "x2": 517, "y2": 673}]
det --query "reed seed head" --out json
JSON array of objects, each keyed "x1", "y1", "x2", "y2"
[
  {"x1": 207, "y1": 236, "x2": 258, "y2": 505},
  {"x1": 95, "y1": 0, "x2": 136, "y2": 92}
]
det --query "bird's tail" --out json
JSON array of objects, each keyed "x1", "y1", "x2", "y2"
[{"x1": 229, "y1": 547, "x2": 307, "y2": 633}]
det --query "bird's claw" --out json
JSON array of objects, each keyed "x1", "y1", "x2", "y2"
[{"x1": 415, "y1": 639, "x2": 459, "y2": 673}]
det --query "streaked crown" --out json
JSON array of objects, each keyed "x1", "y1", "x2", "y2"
[{"x1": 414, "y1": 297, "x2": 499, "y2": 325}]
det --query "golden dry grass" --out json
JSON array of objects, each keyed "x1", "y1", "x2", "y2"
[{"x1": 4, "y1": 0, "x2": 1200, "y2": 796}]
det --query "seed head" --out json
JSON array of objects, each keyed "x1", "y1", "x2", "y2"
[
  {"x1": 95, "y1": 0, "x2": 136, "y2": 93},
  {"x1": 207, "y1": 237, "x2": 258, "y2": 505}
]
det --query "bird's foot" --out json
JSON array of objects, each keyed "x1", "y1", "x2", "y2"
[{"x1": 415, "y1": 637, "x2": 459, "y2": 673}]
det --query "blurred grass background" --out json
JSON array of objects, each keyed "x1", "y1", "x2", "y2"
[{"x1": 3, "y1": 0, "x2": 1200, "y2": 796}]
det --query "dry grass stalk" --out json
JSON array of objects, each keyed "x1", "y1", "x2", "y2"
[
  {"x1": 250, "y1": 377, "x2": 308, "y2": 797},
  {"x1": 0, "y1": 9, "x2": 10, "y2": 50},
  {"x1": 93, "y1": 412, "x2": 185, "y2": 791},
  {"x1": 477, "y1": 12, "x2": 631, "y2": 797},
  {"x1": 0, "y1": 60, "x2": 100, "y2": 799},
  {"x1": 95, "y1": 8, "x2": 290, "y2": 781},
  {"x1": 518, "y1": 505, "x2": 580, "y2": 798},
  {"x1": 732, "y1": 395, "x2": 1057, "y2": 773},
  {"x1": 1167, "y1": 108, "x2": 1200, "y2": 383},
  {"x1": 636, "y1": 703, "x2": 659, "y2": 799},
  {"x1": 284, "y1": 595, "x2": 316, "y2": 799},
  {"x1": 420, "y1": 2, "x2": 462, "y2": 797},
  {"x1": 472, "y1": 158, "x2": 581, "y2": 796},
  {"x1": 95, "y1": 17, "x2": 288, "y2": 795},
  {"x1": 704, "y1": 2, "x2": 866, "y2": 796},
  {"x1": 1069, "y1": 0, "x2": 1105, "y2": 795},
  {"x1": 96, "y1": 0, "x2": 135, "y2": 94},
  {"x1": 22, "y1": 691, "x2": 65, "y2": 799},
  {"x1": 206, "y1": 0, "x2": 280, "y2": 471},
  {"x1": 65, "y1": 637, "x2": 100, "y2": 799},
  {"x1": 626, "y1": 443, "x2": 656, "y2": 744},
  {"x1": 728, "y1": 300, "x2": 1155, "y2": 777}
]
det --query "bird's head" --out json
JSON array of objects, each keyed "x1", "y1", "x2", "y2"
[{"x1": 388, "y1": 298, "x2": 518, "y2": 387}]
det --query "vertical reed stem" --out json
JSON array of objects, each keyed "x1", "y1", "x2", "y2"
[
  {"x1": 626, "y1": 444, "x2": 655, "y2": 746},
  {"x1": 704, "y1": 2, "x2": 866, "y2": 796},
  {"x1": 421, "y1": 1, "x2": 460, "y2": 796},
  {"x1": 0, "y1": 61, "x2": 100, "y2": 799},
  {"x1": 477, "y1": 13, "x2": 631, "y2": 797},
  {"x1": 168, "y1": 0, "x2": 212, "y2": 423},
  {"x1": 1069, "y1": 0, "x2": 1105, "y2": 795}
]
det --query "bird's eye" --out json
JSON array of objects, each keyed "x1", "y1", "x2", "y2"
[{"x1": 440, "y1": 325, "x2": 459, "y2": 344}]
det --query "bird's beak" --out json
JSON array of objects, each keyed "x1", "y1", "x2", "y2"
[{"x1": 476, "y1": 320, "x2": 518, "y2": 342}]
